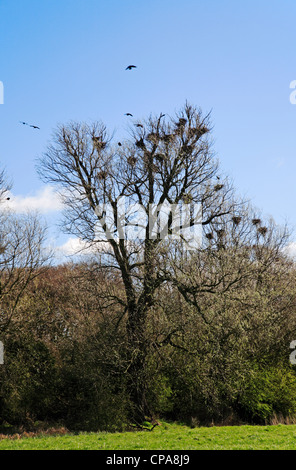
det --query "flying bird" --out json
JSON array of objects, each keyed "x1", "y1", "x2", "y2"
[
  {"x1": 125, "y1": 65, "x2": 137, "y2": 70},
  {"x1": 19, "y1": 121, "x2": 40, "y2": 129}
]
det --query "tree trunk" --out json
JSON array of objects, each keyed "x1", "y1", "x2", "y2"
[{"x1": 126, "y1": 304, "x2": 151, "y2": 423}]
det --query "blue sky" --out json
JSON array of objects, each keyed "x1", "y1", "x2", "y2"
[{"x1": 1, "y1": 0, "x2": 296, "y2": 258}]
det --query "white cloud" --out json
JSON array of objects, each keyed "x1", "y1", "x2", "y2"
[
  {"x1": 272, "y1": 157, "x2": 286, "y2": 169},
  {"x1": 52, "y1": 237, "x2": 105, "y2": 264},
  {"x1": 52, "y1": 236, "x2": 114, "y2": 263},
  {"x1": 285, "y1": 242, "x2": 296, "y2": 260},
  {"x1": 56, "y1": 237, "x2": 95, "y2": 257},
  {"x1": 3, "y1": 186, "x2": 64, "y2": 213}
]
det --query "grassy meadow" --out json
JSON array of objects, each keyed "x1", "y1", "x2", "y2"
[{"x1": 0, "y1": 422, "x2": 296, "y2": 450}]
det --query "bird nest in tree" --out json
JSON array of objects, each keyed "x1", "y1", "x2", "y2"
[
  {"x1": 97, "y1": 170, "x2": 108, "y2": 180},
  {"x1": 176, "y1": 118, "x2": 187, "y2": 127},
  {"x1": 181, "y1": 144, "x2": 194, "y2": 154},
  {"x1": 146, "y1": 133, "x2": 159, "y2": 144},
  {"x1": 252, "y1": 218, "x2": 261, "y2": 225},
  {"x1": 162, "y1": 134, "x2": 175, "y2": 144},
  {"x1": 188, "y1": 126, "x2": 209, "y2": 139},
  {"x1": 155, "y1": 153, "x2": 165, "y2": 162},
  {"x1": 216, "y1": 229, "x2": 225, "y2": 237},
  {"x1": 257, "y1": 226, "x2": 268, "y2": 236},
  {"x1": 92, "y1": 138, "x2": 107, "y2": 150},
  {"x1": 127, "y1": 156, "x2": 137, "y2": 166},
  {"x1": 232, "y1": 216, "x2": 242, "y2": 225},
  {"x1": 135, "y1": 138, "x2": 146, "y2": 150}
]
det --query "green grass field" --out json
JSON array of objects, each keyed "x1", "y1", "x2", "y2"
[{"x1": 0, "y1": 422, "x2": 296, "y2": 450}]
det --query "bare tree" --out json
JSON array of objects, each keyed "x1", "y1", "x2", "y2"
[
  {"x1": 0, "y1": 210, "x2": 52, "y2": 332},
  {"x1": 0, "y1": 167, "x2": 11, "y2": 202},
  {"x1": 0, "y1": 167, "x2": 51, "y2": 332},
  {"x1": 37, "y1": 102, "x2": 279, "y2": 420}
]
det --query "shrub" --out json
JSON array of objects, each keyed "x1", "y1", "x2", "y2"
[{"x1": 236, "y1": 363, "x2": 296, "y2": 423}]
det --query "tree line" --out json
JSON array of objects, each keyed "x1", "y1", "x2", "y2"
[{"x1": 1, "y1": 103, "x2": 296, "y2": 431}]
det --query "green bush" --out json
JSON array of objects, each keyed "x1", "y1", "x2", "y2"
[
  {"x1": 0, "y1": 337, "x2": 59, "y2": 426},
  {"x1": 237, "y1": 364, "x2": 296, "y2": 423},
  {"x1": 0, "y1": 335, "x2": 130, "y2": 432}
]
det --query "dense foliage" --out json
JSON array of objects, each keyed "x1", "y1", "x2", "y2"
[
  {"x1": 0, "y1": 256, "x2": 296, "y2": 431},
  {"x1": 1, "y1": 103, "x2": 296, "y2": 431}
]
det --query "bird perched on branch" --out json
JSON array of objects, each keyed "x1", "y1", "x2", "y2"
[
  {"x1": 176, "y1": 118, "x2": 187, "y2": 127},
  {"x1": 135, "y1": 138, "x2": 146, "y2": 150}
]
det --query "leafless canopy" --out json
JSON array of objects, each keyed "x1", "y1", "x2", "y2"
[
  {"x1": 38, "y1": 102, "x2": 290, "y2": 316},
  {"x1": 37, "y1": 102, "x2": 291, "y2": 419}
]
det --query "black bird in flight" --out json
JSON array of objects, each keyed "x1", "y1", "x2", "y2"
[
  {"x1": 19, "y1": 121, "x2": 40, "y2": 129},
  {"x1": 125, "y1": 113, "x2": 133, "y2": 116},
  {"x1": 125, "y1": 65, "x2": 137, "y2": 70}
]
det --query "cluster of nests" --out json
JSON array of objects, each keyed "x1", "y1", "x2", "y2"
[
  {"x1": 205, "y1": 217, "x2": 268, "y2": 241},
  {"x1": 92, "y1": 116, "x2": 209, "y2": 177},
  {"x1": 146, "y1": 118, "x2": 208, "y2": 145},
  {"x1": 128, "y1": 119, "x2": 209, "y2": 170},
  {"x1": 251, "y1": 218, "x2": 268, "y2": 236}
]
